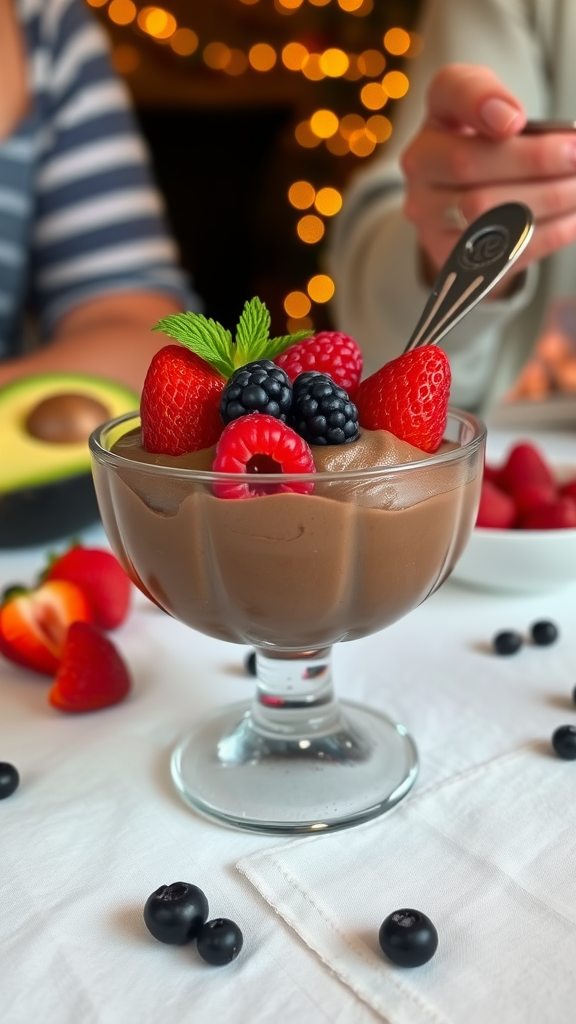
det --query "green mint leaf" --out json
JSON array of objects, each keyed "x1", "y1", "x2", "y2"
[
  {"x1": 263, "y1": 330, "x2": 313, "y2": 361},
  {"x1": 153, "y1": 313, "x2": 234, "y2": 378},
  {"x1": 234, "y1": 297, "x2": 271, "y2": 365}
]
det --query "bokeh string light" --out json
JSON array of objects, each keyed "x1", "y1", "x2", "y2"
[{"x1": 89, "y1": 0, "x2": 418, "y2": 331}]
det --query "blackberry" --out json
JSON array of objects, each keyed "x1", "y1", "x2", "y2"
[
  {"x1": 220, "y1": 360, "x2": 292, "y2": 424},
  {"x1": 289, "y1": 372, "x2": 359, "y2": 446}
]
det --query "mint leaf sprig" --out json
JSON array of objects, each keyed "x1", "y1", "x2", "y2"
[{"x1": 152, "y1": 297, "x2": 312, "y2": 379}]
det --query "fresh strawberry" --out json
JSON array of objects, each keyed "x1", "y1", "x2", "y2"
[
  {"x1": 0, "y1": 581, "x2": 92, "y2": 675},
  {"x1": 49, "y1": 622, "x2": 131, "y2": 713},
  {"x1": 212, "y1": 413, "x2": 315, "y2": 499},
  {"x1": 275, "y1": 331, "x2": 363, "y2": 394},
  {"x1": 497, "y1": 442, "x2": 557, "y2": 514},
  {"x1": 518, "y1": 496, "x2": 576, "y2": 530},
  {"x1": 355, "y1": 346, "x2": 451, "y2": 453},
  {"x1": 145, "y1": 298, "x2": 312, "y2": 456},
  {"x1": 44, "y1": 545, "x2": 131, "y2": 630},
  {"x1": 476, "y1": 480, "x2": 517, "y2": 529},
  {"x1": 141, "y1": 345, "x2": 225, "y2": 456}
]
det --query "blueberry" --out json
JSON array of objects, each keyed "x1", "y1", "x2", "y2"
[
  {"x1": 245, "y1": 651, "x2": 256, "y2": 677},
  {"x1": 551, "y1": 725, "x2": 576, "y2": 760},
  {"x1": 493, "y1": 630, "x2": 523, "y2": 656},
  {"x1": 378, "y1": 909, "x2": 438, "y2": 968},
  {"x1": 530, "y1": 620, "x2": 559, "y2": 646},
  {"x1": 197, "y1": 918, "x2": 243, "y2": 966},
  {"x1": 144, "y1": 882, "x2": 209, "y2": 944},
  {"x1": 0, "y1": 763, "x2": 19, "y2": 799}
]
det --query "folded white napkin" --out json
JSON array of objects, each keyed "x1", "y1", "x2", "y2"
[{"x1": 238, "y1": 744, "x2": 576, "y2": 1024}]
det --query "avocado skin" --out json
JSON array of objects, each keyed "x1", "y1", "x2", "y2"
[{"x1": 0, "y1": 474, "x2": 100, "y2": 548}]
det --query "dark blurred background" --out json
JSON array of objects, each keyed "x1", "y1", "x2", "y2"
[{"x1": 87, "y1": 0, "x2": 422, "y2": 334}]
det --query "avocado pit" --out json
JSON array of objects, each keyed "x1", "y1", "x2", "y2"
[{"x1": 25, "y1": 393, "x2": 110, "y2": 444}]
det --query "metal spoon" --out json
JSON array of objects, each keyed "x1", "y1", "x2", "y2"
[{"x1": 403, "y1": 202, "x2": 533, "y2": 353}]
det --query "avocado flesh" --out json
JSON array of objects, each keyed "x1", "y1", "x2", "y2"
[
  {"x1": 0, "y1": 373, "x2": 138, "y2": 547},
  {"x1": 0, "y1": 373, "x2": 138, "y2": 493}
]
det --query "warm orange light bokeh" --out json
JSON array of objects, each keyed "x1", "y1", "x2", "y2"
[
  {"x1": 203, "y1": 41, "x2": 232, "y2": 70},
  {"x1": 307, "y1": 274, "x2": 335, "y2": 303},
  {"x1": 288, "y1": 181, "x2": 316, "y2": 209},
  {"x1": 294, "y1": 121, "x2": 322, "y2": 148},
  {"x1": 284, "y1": 291, "x2": 312, "y2": 318},
  {"x1": 310, "y1": 109, "x2": 339, "y2": 138},
  {"x1": 302, "y1": 54, "x2": 326, "y2": 81},
  {"x1": 297, "y1": 215, "x2": 325, "y2": 243},
  {"x1": 314, "y1": 187, "x2": 342, "y2": 216},
  {"x1": 357, "y1": 49, "x2": 385, "y2": 77},
  {"x1": 108, "y1": 0, "x2": 136, "y2": 26},
  {"x1": 360, "y1": 82, "x2": 388, "y2": 110},
  {"x1": 384, "y1": 27, "x2": 411, "y2": 55},
  {"x1": 382, "y1": 70, "x2": 410, "y2": 98},
  {"x1": 349, "y1": 128, "x2": 376, "y2": 157},
  {"x1": 170, "y1": 28, "x2": 199, "y2": 57},
  {"x1": 249, "y1": 43, "x2": 277, "y2": 71},
  {"x1": 137, "y1": 7, "x2": 177, "y2": 40},
  {"x1": 282, "y1": 42, "x2": 309, "y2": 71},
  {"x1": 319, "y1": 48, "x2": 349, "y2": 77},
  {"x1": 366, "y1": 114, "x2": 392, "y2": 143}
]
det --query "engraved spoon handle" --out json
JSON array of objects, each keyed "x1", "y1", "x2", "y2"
[{"x1": 403, "y1": 202, "x2": 534, "y2": 354}]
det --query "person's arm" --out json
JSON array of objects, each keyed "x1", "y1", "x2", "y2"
[
  {"x1": 329, "y1": 0, "x2": 552, "y2": 408},
  {"x1": 8, "y1": 0, "x2": 195, "y2": 394},
  {"x1": 0, "y1": 291, "x2": 181, "y2": 392}
]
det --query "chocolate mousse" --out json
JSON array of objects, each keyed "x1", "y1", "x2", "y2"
[{"x1": 94, "y1": 425, "x2": 481, "y2": 650}]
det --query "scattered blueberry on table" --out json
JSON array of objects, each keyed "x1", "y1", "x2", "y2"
[
  {"x1": 378, "y1": 909, "x2": 438, "y2": 968},
  {"x1": 530, "y1": 620, "x2": 559, "y2": 646},
  {"x1": 0, "y1": 763, "x2": 19, "y2": 800},
  {"x1": 551, "y1": 725, "x2": 576, "y2": 760},
  {"x1": 493, "y1": 630, "x2": 523, "y2": 656},
  {"x1": 197, "y1": 918, "x2": 244, "y2": 966},
  {"x1": 144, "y1": 882, "x2": 209, "y2": 944},
  {"x1": 245, "y1": 651, "x2": 256, "y2": 676}
]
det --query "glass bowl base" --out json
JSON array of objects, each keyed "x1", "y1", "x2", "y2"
[{"x1": 171, "y1": 699, "x2": 419, "y2": 835}]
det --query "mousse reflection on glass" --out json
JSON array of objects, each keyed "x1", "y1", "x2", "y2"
[{"x1": 90, "y1": 299, "x2": 485, "y2": 834}]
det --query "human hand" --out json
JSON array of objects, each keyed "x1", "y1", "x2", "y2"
[{"x1": 401, "y1": 64, "x2": 576, "y2": 287}]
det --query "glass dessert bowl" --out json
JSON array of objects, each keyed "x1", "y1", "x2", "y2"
[{"x1": 90, "y1": 408, "x2": 485, "y2": 834}]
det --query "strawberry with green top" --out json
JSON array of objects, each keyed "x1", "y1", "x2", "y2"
[{"x1": 142, "y1": 298, "x2": 311, "y2": 456}]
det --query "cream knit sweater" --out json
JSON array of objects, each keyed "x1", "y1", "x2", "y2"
[{"x1": 329, "y1": 0, "x2": 576, "y2": 412}]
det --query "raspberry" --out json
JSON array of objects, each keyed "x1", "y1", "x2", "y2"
[
  {"x1": 212, "y1": 413, "x2": 315, "y2": 499},
  {"x1": 275, "y1": 331, "x2": 363, "y2": 393},
  {"x1": 289, "y1": 372, "x2": 359, "y2": 446},
  {"x1": 475, "y1": 480, "x2": 516, "y2": 529},
  {"x1": 518, "y1": 496, "x2": 576, "y2": 530},
  {"x1": 220, "y1": 360, "x2": 292, "y2": 424}
]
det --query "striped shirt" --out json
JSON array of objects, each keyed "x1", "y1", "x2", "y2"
[{"x1": 0, "y1": 0, "x2": 192, "y2": 358}]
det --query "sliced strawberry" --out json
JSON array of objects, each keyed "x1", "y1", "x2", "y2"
[
  {"x1": 355, "y1": 346, "x2": 451, "y2": 453},
  {"x1": 476, "y1": 480, "x2": 517, "y2": 529},
  {"x1": 45, "y1": 545, "x2": 131, "y2": 630},
  {"x1": 212, "y1": 413, "x2": 315, "y2": 499},
  {"x1": 141, "y1": 345, "x2": 225, "y2": 456},
  {"x1": 497, "y1": 443, "x2": 557, "y2": 513},
  {"x1": 275, "y1": 331, "x2": 363, "y2": 394},
  {"x1": 0, "y1": 581, "x2": 92, "y2": 675},
  {"x1": 518, "y1": 496, "x2": 576, "y2": 530},
  {"x1": 49, "y1": 622, "x2": 131, "y2": 713}
]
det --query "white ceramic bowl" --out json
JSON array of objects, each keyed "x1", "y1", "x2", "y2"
[{"x1": 451, "y1": 462, "x2": 576, "y2": 593}]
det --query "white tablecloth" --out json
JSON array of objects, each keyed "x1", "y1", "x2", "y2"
[{"x1": 1, "y1": 429, "x2": 576, "y2": 1024}]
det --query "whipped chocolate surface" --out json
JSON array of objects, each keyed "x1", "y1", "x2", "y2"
[{"x1": 95, "y1": 427, "x2": 481, "y2": 648}]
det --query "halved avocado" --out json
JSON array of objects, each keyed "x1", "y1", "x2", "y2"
[{"x1": 0, "y1": 373, "x2": 138, "y2": 548}]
